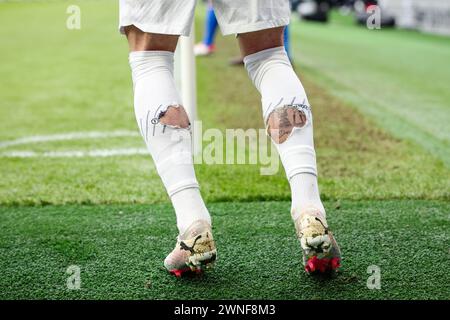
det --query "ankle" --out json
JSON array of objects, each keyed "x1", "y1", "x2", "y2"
[{"x1": 291, "y1": 205, "x2": 326, "y2": 222}]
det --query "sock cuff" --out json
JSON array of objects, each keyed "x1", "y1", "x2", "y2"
[
  {"x1": 167, "y1": 180, "x2": 200, "y2": 198},
  {"x1": 243, "y1": 46, "x2": 287, "y2": 65},
  {"x1": 129, "y1": 50, "x2": 174, "y2": 61},
  {"x1": 129, "y1": 51, "x2": 175, "y2": 84},
  {"x1": 243, "y1": 46, "x2": 292, "y2": 91},
  {"x1": 278, "y1": 144, "x2": 318, "y2": 179}
]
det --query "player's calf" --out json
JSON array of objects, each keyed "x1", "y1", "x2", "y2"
[
  {"x1": 129, "y1": 49, "x2": 212, "y2": 247},
  {"x1": 244, "y1": 45, "x2": 340, "y2": 274}
]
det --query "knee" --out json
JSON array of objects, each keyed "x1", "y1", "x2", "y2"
[
  {"x1": 266, "y1": 105, "x2": 309, "y2": 144},
  {"x1": 125, "y1": 26, "x2": 179, "y2": 52},
  {"x1": 238, "y1": 26, "x2": 285, "y2": 57}
]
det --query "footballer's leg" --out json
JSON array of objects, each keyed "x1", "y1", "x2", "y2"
[
  {"x1": 120, "y1": 1, "x2": 216, "y2": 277},
  {"x1": 239, "y1": 23, "x2": 341, "y2": 274}
]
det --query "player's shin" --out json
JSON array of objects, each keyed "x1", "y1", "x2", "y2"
[
  {"x1": 128, "y1": 51, "x2": 211, "y2": 234},
  {"x1": 244, "y1": 46, "x2": 340, "y2": 273},
  {"x1": 129, "y1": 51, "x2": 216, "y2": 276},
  {"x1": 244, "y1": 46, "x2": 323, "y2": 217}
]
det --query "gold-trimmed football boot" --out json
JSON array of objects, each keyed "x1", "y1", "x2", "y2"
[
  {"x1": 164, "y1": 220, "x2": 217, "y2": 277},
  {"x1": 293, "y1": 207, "x2": 341, "y2": 273}
]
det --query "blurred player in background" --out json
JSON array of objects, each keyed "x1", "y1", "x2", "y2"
[{"x1": 119, "y1": 0, "x2": 341, "y2": 277}]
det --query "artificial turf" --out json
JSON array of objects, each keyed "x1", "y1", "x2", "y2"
[{"x1": 0, "y1": 200, "x2": 448, "y2": 299}]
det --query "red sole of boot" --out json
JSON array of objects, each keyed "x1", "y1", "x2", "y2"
[
  {"x1": 169, "y1": 267, "x2": 203, "y2": 278},
  {"x1": 305, "y1": 256, "x2": 341, "y2": 273},
  {"x1": 168, "y1": 255, "x2": 216, "y2": 278}
]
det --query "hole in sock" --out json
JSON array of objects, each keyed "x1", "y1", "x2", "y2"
[
  {"x1": 266, "y1": 105, "x2": 309, "y2": 144},
  {"x1": 159, "y1": 105, "x2": 191, "y2": 129}
]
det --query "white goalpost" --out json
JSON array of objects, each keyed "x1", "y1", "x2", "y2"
[{"x1": 174, "y1": 22, "x2": 200, "y2": 155}]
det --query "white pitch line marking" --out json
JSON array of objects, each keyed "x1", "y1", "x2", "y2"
[
  {"x1": 0, "y1": 148, "x2": 149, "y2": 158},
  {"x1": 0, "y1": 130, "x2": 148, "y2": 158},
  {"x1": 0, "y1": 130, "x2": 140, "y2": 149}
]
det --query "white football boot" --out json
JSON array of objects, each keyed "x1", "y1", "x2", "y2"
[
  {"x1": 164, "y1": 220, "x2": 217, "y2": 277},
  {"x1": 293, "y1": 207, "x2": 341, "y2": 273}
]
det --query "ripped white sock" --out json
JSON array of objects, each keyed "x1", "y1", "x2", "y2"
[
  {"x1": 129, "y1": 50, "x2": 211, "y2": 234},
  {"x1": 244, "y1": 46, "x2": 325, "y2": 219}
]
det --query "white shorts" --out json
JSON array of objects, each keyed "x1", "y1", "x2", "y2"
[{"x1": 119, "y1": 0, "x2": 291, "y2": 36}]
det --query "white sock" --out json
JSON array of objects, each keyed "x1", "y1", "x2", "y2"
[
  {"x1": 129, "y1": 51, "x2": 211, "y2": 234},
  {"x1": 244, "y1": 47, "x2": 325, "y2": 220},
  {"x1": 290, "y1": 173, "x2": 325, "y2": 219},
  {"x1": 171, "y1": 188, "x2": 211, "y2": 233}
]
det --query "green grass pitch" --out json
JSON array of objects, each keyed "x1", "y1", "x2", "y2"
[
  {"x1": 0, "y1": 1, "x2": 449, "y2": 299},
  {"x1": 1, "y1": 200, "x2": 449, "y2": 299}
]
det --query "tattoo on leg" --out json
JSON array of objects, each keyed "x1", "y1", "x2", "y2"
[
  {"x1": 159, "y1": 105, "x2": 191, "y2": 129},
  {"x1": 267, "y1": 105, "x2": 309, "y2": 144},
  {"x1": 143, "y1": 105, "x2": 191, "y2": 139}
]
